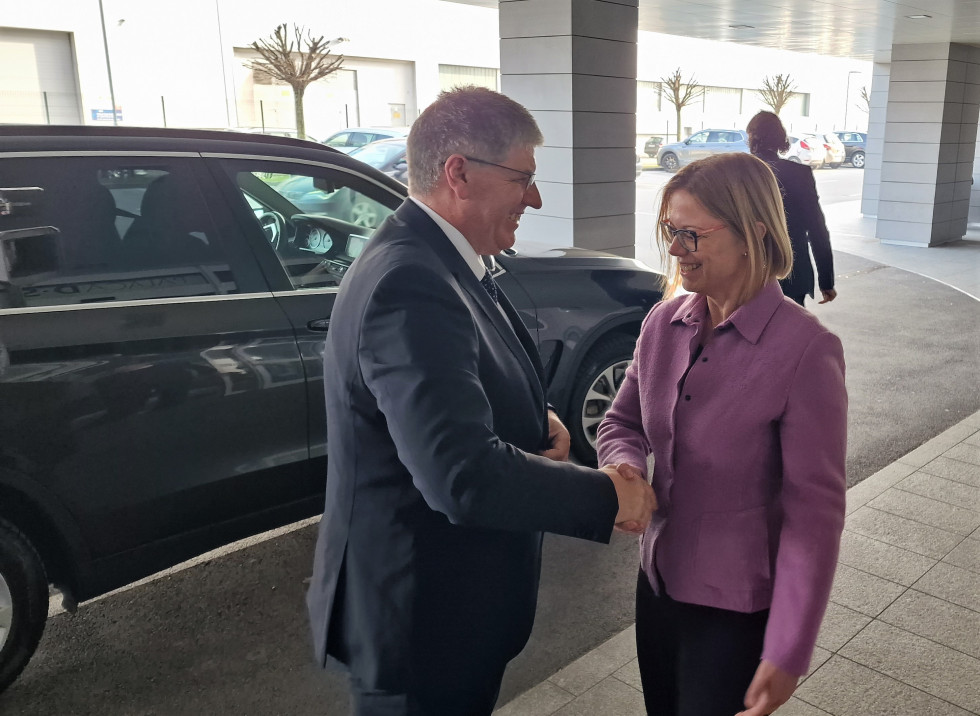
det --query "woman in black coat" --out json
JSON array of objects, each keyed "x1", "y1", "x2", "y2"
[{"x1": 746, "y1": 111, "x2": 838, "y2": 306}]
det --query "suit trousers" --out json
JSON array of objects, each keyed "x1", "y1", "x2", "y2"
[
  {"x1": 634, "y1": 570, "x2": 769, "y2": 716},
  {"x1": 348, "y1": 659, "x2": 506, "y2": 716}
]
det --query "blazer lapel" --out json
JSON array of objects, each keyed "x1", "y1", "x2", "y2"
[{"x1": 395, "y1": 201, "x2": 546, "y2": 408}]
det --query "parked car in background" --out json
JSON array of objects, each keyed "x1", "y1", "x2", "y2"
[
  {"x1": 348, "y1": 137, "x2": 409, "y2": 184},
  {"x1": 636, "y1": 154, "x2": 643, "y2": 177},
  {"x1": 835, "y1": 131, "x2": 867, "y2": 168},
  {"x1": 643, "y1": 136, "x2": 664, "y2": 157},
  {"x1": 782, "y1": 134, "x2": 825, "y2": 169},
  {"x1": 0, "y1": 125, "x2": 664, "y2": 692},
  {"x1": 820, "y1": 132, "x2": 846, "y2": 168},
  {"x1": 656, "y1": 129, "x2": 749, "y2": 172},
  {"x1": 321, "y1": 126, "x2": 409, "y2": 154}
]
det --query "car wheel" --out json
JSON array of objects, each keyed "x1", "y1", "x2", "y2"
[
  {"x1": 830, "y1": 162, "x2": 842, "y2": 169},
  {"x1": 349, "y1": 200, "x2": 381, "y2": 229},
  {"x1": 0, "y1": 519, "x2": 47, "y2": 694},
  {"x1": 787, "y1": 156, "x2": 802, "y2": 164},
  {"x1": 851, "y1": 151, "x2": 866, "y2": 169},
  {"x1": 659, "y1": 153, "x2": 679, "y2": 173},
  {"x1": 567, "y1": 334, "x2": 636, "y2": 465}
]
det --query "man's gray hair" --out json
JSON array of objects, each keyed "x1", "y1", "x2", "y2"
[{"x1": 407, "y1": 86, "x2": 544, "y2": 196}]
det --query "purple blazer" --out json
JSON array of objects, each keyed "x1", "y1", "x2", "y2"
[{"x1": 597, "y1": 281, "x2": 847, "y2": 676}]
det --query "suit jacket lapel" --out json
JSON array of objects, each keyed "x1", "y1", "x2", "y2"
[{"x1": 394, "y1": 201, "x2": 546, "y2": 408}]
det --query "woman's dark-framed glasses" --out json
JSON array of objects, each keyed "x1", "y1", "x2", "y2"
[
  {"x1": 464, "y1": 156, "x2": 536, "y2": 191},
  {"x1": 660, "y1": 221, "x2": 727, "y2": 252}
]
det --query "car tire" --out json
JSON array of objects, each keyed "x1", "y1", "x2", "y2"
[
  {"x1": 659, "y1": 153, "x2": 679, "y2": 173},
  {"x1": 830, "y1": 162, "x2": 842, "y2": 169},
  {"x1": 851, "y1": 151, "x2": 866, "y2": 169},
  {"x1": 787, "y1": 156, "x2": 802, "y2": 164},
  {"x1": 349, "y1": 200, "x2": 381, "y2": 229},
  {"x1": 567, "y1": 334, "x2": 636, "y2": 466},
  {"x1": 0, "y1": 519, "x2": 47, "y2": 694}
]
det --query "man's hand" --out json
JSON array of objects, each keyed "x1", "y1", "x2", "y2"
[
  {"x1": 736, "y1": 659, "x2": 798, "y2": 716},
  {"x1": 601, "y1": 463, "x2": 656, "y2": 534},
  {"x1": 538, "y1": 410, "x2": 571, "y2": 462},
  {"x1": 818, "y1": 288, "x2": 837, "y2": 304}
]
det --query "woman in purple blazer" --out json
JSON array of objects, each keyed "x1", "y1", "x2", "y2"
[{"x1": 597, "y1": 152, "x2": 847, "y2": 716}]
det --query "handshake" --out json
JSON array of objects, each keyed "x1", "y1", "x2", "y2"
[{"x1": 600, "y1": 463, "x2": 657, "y2": 535}]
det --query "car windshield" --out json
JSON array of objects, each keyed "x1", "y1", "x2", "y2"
[{"x1": 350, "y1": 142, "x2": 405, "y2": 168}]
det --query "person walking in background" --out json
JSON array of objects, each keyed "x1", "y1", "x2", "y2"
[
  {"x1": 305, "y1": 86, "x2": 656, "y2": 716},
  {"x1": 747, "y1": 110, "x2": 838, "y2": 306},
  {"x1": 598, "y1": 152, "x2": 848, "y2": 716}
]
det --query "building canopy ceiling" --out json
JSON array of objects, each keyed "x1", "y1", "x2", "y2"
[{"x1": 445, "y1": 0, "x2": 980, "y2": 62}]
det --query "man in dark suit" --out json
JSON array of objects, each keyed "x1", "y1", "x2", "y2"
[
  {"x1": 746, "y1": 111, "x2": 838, "y2": 306},
  {"x1": 306, "y1": 86, "x2": 656, "y2": 716}
]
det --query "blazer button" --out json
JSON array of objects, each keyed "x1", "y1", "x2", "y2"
[
  {"x1": 684, "y1": 395, "x2": 691, "y2": 401},
  {"x1": 701, "y1": 357, "x2": 708, "y2": 362}
]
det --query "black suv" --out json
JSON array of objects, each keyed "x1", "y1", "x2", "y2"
[
  {"x1": 0, "y1": 126, "x2": 662, "y2": 690},
  {"x1": 834, "y1": 131, "x2": 867, "y2": 168}
]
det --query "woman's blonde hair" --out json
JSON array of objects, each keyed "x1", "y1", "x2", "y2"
[{"x1": 656, "y1": 152, "x2": 793, "y2": 305}]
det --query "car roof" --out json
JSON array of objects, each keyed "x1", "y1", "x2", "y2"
[{"x1": 0, "y1": 124, "x2": 409, "y2": 193}]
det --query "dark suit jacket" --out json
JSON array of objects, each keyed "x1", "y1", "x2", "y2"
[
  {"x1": 757, "y1": 151, "x2": 835, "y2": 300},
  {"x1": 306, "y1": 199, "x2": 619, "y2": 693}
]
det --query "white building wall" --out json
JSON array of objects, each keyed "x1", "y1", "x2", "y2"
[{"x1": 4, "y1": 0, "x2": 870, "y2": 139}]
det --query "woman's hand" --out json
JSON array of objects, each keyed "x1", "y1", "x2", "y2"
[{"x1": 736, "y1": 659, "x2": 798, "y2": 716}]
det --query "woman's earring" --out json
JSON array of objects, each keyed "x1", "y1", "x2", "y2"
[{"x1": 742, "y1": 252, "x2": 748, "y2": 257}]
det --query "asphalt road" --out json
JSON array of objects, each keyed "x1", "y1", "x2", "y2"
[{"x1": 3, "y1": 165, "x2": 977, "y2": 714}]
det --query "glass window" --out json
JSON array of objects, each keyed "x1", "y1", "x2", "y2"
[
  {"x1": 438, "y1": 64, "x2": 499, "y2": 92},
  {"x1": 688, "y1": 131, "x2": 709, "y2": 144},
  {"x1": 0, "y1": 158, "x2": 238, "y2": 309},
  {"x1": 226, "y1": 165, "x2": 399, "y2": 291},
  {"x1": 325, "y1": 132, "x2": 351, "y2": 148}
]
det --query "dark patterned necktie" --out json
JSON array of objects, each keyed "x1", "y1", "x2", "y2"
[{"x1": 480, "y1": 269, "x2": 499, "y2": 303}]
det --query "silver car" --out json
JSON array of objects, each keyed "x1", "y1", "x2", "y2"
[{"x1": 656, "y1": 129, "x2": 749, "y2": 172}]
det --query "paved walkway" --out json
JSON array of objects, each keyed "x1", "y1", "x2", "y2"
[{"x1": 494, "y1": 204, "x2": 980, "y2": 716}]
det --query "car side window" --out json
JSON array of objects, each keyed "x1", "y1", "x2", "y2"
[
  {"x1": 0, "y1": 158, "x2": 238, "y2": 310},
  {"x1": 222, "y1": 163, "x2": 399, "y2": 291},
  {"x1": 688, "y1": 131, "x2": 708, "y2": 144},
  {"x1": 325, "y1": 132, "x2": 351, "y2": 148},
  {"x1": 348, "y1": 132, "x2": 371, "y2": 148}
]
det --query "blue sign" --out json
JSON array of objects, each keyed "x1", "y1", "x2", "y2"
[{"x1": 91, "y1": 108, "x2": 123, "y2": 122}]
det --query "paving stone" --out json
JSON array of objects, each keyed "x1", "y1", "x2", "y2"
[
  {"x1": 943, "y1": 443, "x2": 980, "y2": 467},
  {"x1": 796, "y1": 655, "x2": 975, "y2": 716},
  {"x1": 964, "y1": 430, "x2": 980, "y2": 447},
  {"x1": 839, "y1": 620, "x2": 980, "y2": 713},
  {"x1": 837, "y1": 530, "x2": 936, "y2": 586},
  {"x1": 899, "y1": 436, "x2": 963, "y2": 468},
  {"x1": 612, "y1": 658, "x2": 642, "y2": 691},
  {"x1": 879, "y1": 589, "x2": 980, "y2": 659},
  {"x1": 914, "y1": 561, "x2": 980, "y2": 612},
  {"x1": 815, "y1": 601, "x2": 872, "y2": 652},
  {"x1": 943, "y1": 536, "x2": 980, "y2": 573},
  {"x1": 829, "y1": 562, "x2": 907, "y2": 617},
  {"x1": 869, "y1": 488, "x2": 980, "y2": 535},
  {"x1": 548, "y1": 634, "x2": 635, "y2": 697},
  {"x1": 918, "y1": 455, "x2": 980, "y2": 486},
  {"x1": 845, "y1": 462, "x2": 918, "y2": 514},
  {"x1": 803, "y1": 646, "x2": 833, "y2": 681},
  {"x1": 552, "y1": 677, "x2": 645, "y2": 716},
  {"x1": 493, "y1": 681, "x2": 574, "y2": 716},
  {"x1": 845, "y1": 506, "x2": 962, "y2": 559},
  {"x1": 897, "y1": 472, "x2": 980, "y2": 512}
]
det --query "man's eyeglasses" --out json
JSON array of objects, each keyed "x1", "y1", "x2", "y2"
[
  {"x1": 464, "y1": 156, "x2": 536, "y2": 191},
  {"x1": 660, "y1": 221, "x2": 727, "y2": 252}
]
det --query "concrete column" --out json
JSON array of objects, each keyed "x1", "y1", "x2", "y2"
[
  {"x1": 876, "y1": 43, "x2": 980, "y2": 246},
  {"x1": 860, "y1": 62, "x2": 889, "y2": 216},
  {"x1": 498, "y1": 0, "x2": 638, "y2": 256}
]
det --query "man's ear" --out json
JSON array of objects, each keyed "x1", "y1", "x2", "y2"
[{"x1": 444, "y1": 154, "x2": 472, "y2": 199}]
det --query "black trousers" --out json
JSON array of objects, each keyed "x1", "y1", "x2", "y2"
[
  {"x1": 635, "y1": 570, "x2": 769, "y2": 716},
  {"x1": 348, "y1": 660, "x2": 505, "y2": 716}
]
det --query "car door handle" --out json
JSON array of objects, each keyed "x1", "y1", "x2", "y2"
[{"x1": 307, "y1": 318, "x2": 331, "y2": 332}]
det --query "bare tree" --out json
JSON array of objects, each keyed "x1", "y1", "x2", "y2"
[
  {"x1": 659, "y1": 68, "x2": 704, "y2": 140},
  {"x1": 858, "y1": 86, "x2": 871, "y2": 115},
  {"x1": 758, "y1": 74, "x2": 797, "y2": 115},
  {"x1": 246, "y1": 24, "x2": 347, "y2": 139}
]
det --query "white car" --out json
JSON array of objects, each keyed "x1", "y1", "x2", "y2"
[
  {"x1": 820, "y1": 132, "x2": 846, "y2": 168},
  {"x1": 781, "y1": 134, "x2": 825, "y2": 169}
]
